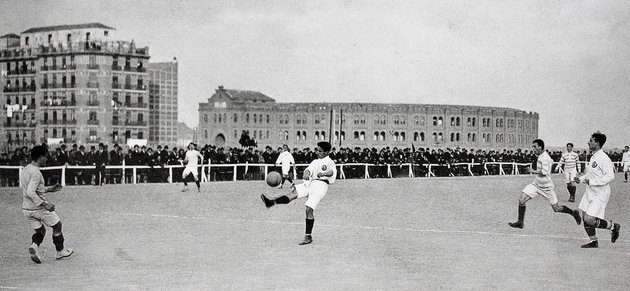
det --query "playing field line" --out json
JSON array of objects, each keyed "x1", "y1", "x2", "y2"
[{"x1": 84, "y1": 210, "x2": 629, "y2": 244}]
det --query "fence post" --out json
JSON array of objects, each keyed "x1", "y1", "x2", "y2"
[
  {"x1": 61, "y1": 165, "x2": 66, "y2": 186},
  {"x1": 364, "y1": 164, "x2": 369, "y2": 179},
  {"x1": 512, "y1": 163, "x2": 517, "y2": 175},
  {"x1": 387, "y1": 164, "x2": 392, "y2": 178},
  {"x1": 409, "y1": 164, "x2": 414, "y2": 178},
  {"x1": 207, "y1": 161, "x2": 212, "y2": 182},
  {"x1": 468, "y1": 163, "x2": 473, "y2": 176},
  {"x1": 19, "y1": 166, "x2": 23, "y2": 188},
  {"x1": 339, "y1": 165, "x2": 345, "y2": 179},
  {"x1": 122, "y1": 160, "x2": 126, "y2": 184},
  {"x1": 233, "y1": 165, "x2": 237, "y2": 181},
  {"x1": 499, "y1": 164, "x2": 505, "y2": 175},
  {"x1": 133, "y1": 167, "x2": 137, "y2": 184},
  {"x1": 168, "y1": 167, "x2": 173, "y2": 183}
]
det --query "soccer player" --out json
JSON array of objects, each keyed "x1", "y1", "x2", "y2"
[
  {"x1": 21, "y1": 145, "x2": 74, "y2": 263},
  {"x1": 275, "y1": 144, "x2": 295, "y2": 188},
  {"x1": 622, "y1": 146, "x2": 630, "y2": 183},
  {"x1": 261, "y1": 141, "x2": 337, "y2": 245},
  {"x1": 559, "y1": 143, "x2": 580, "y2": 202},
  {"x1": 182, "y1": 143, "x2": 204, "y2": 192},
  {"x1": 574, "y1": 132, "x2": 621, "y2": 248},
  {"x1": 509, "y1": 139, "x2": 581, "y2": 229}
]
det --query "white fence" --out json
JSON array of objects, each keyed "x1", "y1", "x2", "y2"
[{"x1": 0, "y1": 161, "x2": 625, "y2": 188}]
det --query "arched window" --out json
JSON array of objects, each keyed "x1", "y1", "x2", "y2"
[
  {"x1": 400, "y1": 132, "x2": 405, "y2": 141},
  {"x1": 456, "y1": 133, "x2": 460, "y2": 141},
  {"x1": 394, "y1": 116, "x2": 400, "y2": 125},
  {"x1": 472, "y1": 117, "x2": 476, "y2": 127},
  {"x1": 204, "y1": 114, "x2": 208, "y2": 123},
  {"x1": 438, "y1": 117, "x2": 443, "y2": 126},
  {"x1": 451, "y1": 117, "x2": 455, "y2": 126},
  {"x1": 433, "y1": 132, "x2": 438, "y2": 142},
  {"x1": 374, "y1": 115, "x2": 379, "y2": 125},
  {"x1": 374, "y1": 131, "x2": 379, "y2": 141},
  {"x1": 284, "y1": 131, "x2": 289, "y2": 140},
  {"x1": 315, "y1": 131, "x2": 320, "y2": 141},
  {"x1": 353, "y1": 131, "x2": 359, "y2": 140},
  {"x1": 246, "y1": 113, "x2": 250, "y2": 123},
  {"x1": 450, "y1": 132, "x2": 455, "y2": 142},
  {"x1": 234, "y1": 129, "x2": 237, "y2": 139},
  {"x1": 414, "y1": 116, "x2": 419, "y2": 125},
  {"x1": 213, "y1": 114, "x2": 217, "y2": 123},
  {"x1": 456, "y1": 117, "x2": 460, "y2": 126},
  {"x1": 302, "y1": 131, "x2": 306, "y2": 140},
  {"x1": 296, "y1": 131, "x2": 301, "y2": 140},
  {"x1": 380, "y1": 131, "x2": 386, "y2": 141},
  {"x1": 233, "y1": 113, "x2": 238, "y2": 123},
  {"x1": 218, "y1": 114, "x2": 222, "y2": 123},
  {"x1": 341, "y1": 131, "x2": 345, "y2": 140},
  {"x1": 394, "y1": 132, "x2": 400, "y2": 141},
  {"x1": 359, "y1": 131, "x2": 364, "y2": 141},
  {"x1": 438, "y1": 133, "x2": 443, "y2": 141},
  {"x1": 335, "y1": 131, "x2": 339, "y2": 141},
  {"x1": 432, "y1": 116, "x2": 437, "y2": 126},
  {"x1": 321, "y1": 131, "x2": 326, "y2": 141},
  {"x1": 266, "y1": 114, "x2": 270, "y2": 123}
]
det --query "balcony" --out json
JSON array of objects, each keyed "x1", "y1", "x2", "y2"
[
  {"x1": 85, "y1": 137, "x2": 102, "y2": 143},
  {"x1": 40, "y1": 99, "x2": 77, "y2": 107},
  {"x1": 111, "y1": 65, "x2": 122, "y2": 71},
  {"x1": 112, "y1": 119, "x2": 121, "y2": 126},
  {"x1": 41, "y1": 65, "x2": 49, "y2": 71},
  {"x1": 87, "y1": 82, "x2": 99, "y2": 88},
  {"x1": 137, "y1": 67, "x2": 146, "y2": 72},
  {"x1": 124, "y1": 120, "x2": 147, "y2": 127},
  {"x1": 66, "y1": 64, "x2": 77, "y2": 70},
  {"x1": 64, "y1": 137, "x2": 77, "y2": 143},
  {"x1": 3, "y1": 121, "x2": 37, "y2": 128},
  {"x1": 40, "y1": 119, "x2": 77, "y2": 125},
  {"x1": 87, "y1": 119, "x2": 100, "y2": 126},
  {"x1": 7, "y1": 68, "x2": 36, "y2": 75},
  {"x1": 124, "y1": 83, "x2": 132, "y2": 89},
  {"x1": 87, "y1": 64, "x2": 100, "y2": 70},
  {"x1": 111, "y1": 83, "x2": 121, "y2": 89},
  {"x1": 135, "y1": 84, "x2": 146, "y2": 91},
  {"x1": 124, "y1": 102, "x2": 147, "y2": 108},
  {"x1": 1, "y1": 41, "x2": 150, "y2": 62},
  {"x1": 87, "y1": 100, "x2": 100, "y2": 106}
]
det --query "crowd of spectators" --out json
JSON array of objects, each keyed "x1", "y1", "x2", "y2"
[{"x1": 0, "y1": 142, "x2": 627, "y2": 186}]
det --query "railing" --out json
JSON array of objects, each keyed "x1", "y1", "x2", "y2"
[
  {"x1": 3, "y1": 121, "x2": 37, "y2": 128},
  {"x1": 87, "y1": 82, "x2": 99, "y2": 88},
  {"x1": 124, "y1": 120, "x2": 147, "y2": 126},
  {"x1": 87, "y1": 100, "x2": 99, "y2": 106},
  {"x1": 85, "y1": 137, "x2": 102, "y2": 143},
  {"x1": 124, "y1": 83, "x2": 132, "y2": 89},
  {"x1": 111, "y1": 83, "x2": 121, "y2": 89},
  {"x1": 7, "y1": 69, "x2": 36, "y2": 75},
  {"x1": 135, "y1": 85, "x2": 146, "y2": 91},
  {"x1": 87, "y1": 119, "x2": 100, "y2": 125},
  {"x1": 87, "y1": 64, "x2": 100, "y2": 70},
  {"x1": 2, "y1": 86, "x2": 35, "y2": 92},
  {"x1": 112, "y1": 65, "x2": 122, "y2": 71},
  {"x1": 125, "y1": 102, "x2": 147, "y2": 108},
  {"x1": 39, "y1": 119, "x2": 77, "y2": 125},
  {"x1": 0, "y1": 161, "x2": 626, "y2": 188}
]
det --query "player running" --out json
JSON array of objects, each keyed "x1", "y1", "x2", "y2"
[
  {"x1": 574, "y1": 132, "x2": 621, "y2": 248},
  {"x1": 21, "y1": 145, "x2": 74, "y2": 263},
  {"x1": 182, "y1": 143, "x2": 204, "y2": 193},
  {"x1": 622, "y1": 146, "x2": 630, "y2": 183},
  {"x1": 275, "y1": 144, "x2": 295, "y2": 188},
  {"x1": 509, "y1": 139, "x2": 581, "y2": 229},
  {"x1": 261, "y1": 141, "x2": 337, "y2": 245},
  {"x1": 559, "y1": 143, "x2": 579, "y2": 202}
]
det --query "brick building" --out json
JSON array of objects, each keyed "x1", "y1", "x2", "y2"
[{"x1": 198, "y1": 86, "x2": 539, "y2": 150}]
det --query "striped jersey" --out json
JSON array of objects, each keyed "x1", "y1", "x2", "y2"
[
  {"x1": 560, "y1": 151, "x2": 579, "y2": 170},
  {"x1": 533, "y1": 151, "x2": 554, "y2": 189}
]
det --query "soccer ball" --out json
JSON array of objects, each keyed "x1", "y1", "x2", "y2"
[{"x1": 266, "y1": 171, "x2": 282, "y2": 187}]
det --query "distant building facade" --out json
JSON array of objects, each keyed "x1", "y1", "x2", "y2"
[
  {"x1": 0, "y1": 23, "x2": 150, "y2": 152},
  {"x1": 198, "y1": 86, "x2": 539, "y2": 150},
  {"x1": 176, "y1": 122, "x2": 195, "y2": 147},
  {"x1": 148, "y1": 60, "x2": 178, "y2": 146}
]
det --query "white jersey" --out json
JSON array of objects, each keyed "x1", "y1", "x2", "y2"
[
  {"x1": 275, "y1": 151, "x2": 295, "y2": 175},
  {"x1": 532, "y1": 151, "x2": 554, "y2": 189},
  {"x1": 580, "y1": 149, "x2": 614, "y2": 187},
  {"x1": 306, "y1": 156, "x2": 337, "y2": 184},
  {"x1": 185, "y1": 150, "x2": 203, "y2": 168},
  {"x1": 622, "y1": 152, "x2": 630, "y2": 165},
  {"x1": 559, "y1": 151, "x2": 579, "y2": 170}
]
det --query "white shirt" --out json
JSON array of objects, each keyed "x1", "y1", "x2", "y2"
[
  {"x1": 185, "y1": 150, "x2": 203, "y2": 168},
  {"x1": 306, "y1": 156, "x2": 337, "y2": 184},
  {"x1": 275, "y1": 151, "x2": 295, "y2": 174},
  {"x1": 622, "y1": 152, "x2": 630, "y2": 165},
  {"x1": 559, "y1": 151, "x2": 579, "y2": 170},
  {"x1": 21, "y1": 164, "x2": 47, "y2": 210},
  {"x1": 533, "y1": 151, "x2": 554, "y2": 189},
  {"x1": 580, "y1": 149, "x2": 614, "y2": 187}
]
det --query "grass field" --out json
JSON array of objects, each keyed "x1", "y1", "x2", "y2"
[{"x1": 1, "y1": 174, "x2": 629, "y2": 290}]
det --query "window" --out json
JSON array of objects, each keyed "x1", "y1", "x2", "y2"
[
  {"x1": 380, "y1": 131, "x2": 385, "y2": 141},
  {"x1": 353, "y1": 131, "x2": 359, "y2": 140},
  {"x1": 266, "y1": 114, "x2": 270, "y2": 123},
  {"x1": 297, "y1": 131, "x2": 302, "y2": 140},
  {"x1": 233, "y1": 113, "x2": 238, "y2": 123}
]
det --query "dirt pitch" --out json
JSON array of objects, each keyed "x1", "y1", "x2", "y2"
[{"x1": 1, "y1": 174, "x2": 629, "y2": 290}]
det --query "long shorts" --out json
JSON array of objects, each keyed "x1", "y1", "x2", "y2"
[
  {"x1": 522, "y1": 183, "x2": 558, "y2": 205},
  {"x1": 578, "y1": 186, "x2": 610, "y2": 219},
  {"x1": 564, "y1": 168, "x2": 578, "y2": 184},
  {"x1": 623, "y1": 163, "x2": 630, "y2": 172},
  {"x1": 295, "y1": 180, "x2": 329, "y2": 209},
  {"x1": 23, "y1": 209, "x2": 60, "y2": 229},
  {"x1": 182, "y1": 166, "x2": 198, "y2": 179}
]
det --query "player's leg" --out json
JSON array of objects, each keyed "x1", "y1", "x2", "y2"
[
  {"x1": 181, "y1": 168, "x2": 190, "y2": 191},
  {"x1": 509, "y1": 189, "x2": 533, "y2": 228},
  {"x1": 51, "y1": 221, "x2": 73, "y2": 259},
  {"x1": 550, "y1": 203, "x2": 581, "y2": 225},
  {"x1": 299, "y1": 206, "x2": 315, "y2": 245},
  {"x1": 280, "y1": 174, "x2": 287, "y2": 188},
  {"x1": 29, "y1": 225, "x2": 45, "y2": 263},
  {"x1": 192, "y1": 171, "x2": 200, "y2": 192},
  {"x1": 261, "y1": 184, "x2": 301, "y2": 208}
]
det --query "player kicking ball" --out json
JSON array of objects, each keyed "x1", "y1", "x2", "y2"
[
  {"x1": 509, "y1": 139, "x2": 581, "y2": 229},
  {"x1": 261, "y1": 141, "x2": 337, "y2": 245},
  {"x1": 21, "y1": 145, "x2": 74, "y2": 263},
  {"x1": 182, "y1": 143, "x2": 203, "y2": 193}
]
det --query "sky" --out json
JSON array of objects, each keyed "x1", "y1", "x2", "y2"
[{"x1": 1, "y1": 0, "x2": 629, "y2": 148}]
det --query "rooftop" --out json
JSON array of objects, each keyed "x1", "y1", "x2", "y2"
[{"x1": 22, "y1": 23, "x2": 115, "y2": 34}]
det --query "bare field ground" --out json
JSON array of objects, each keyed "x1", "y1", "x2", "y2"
[{"x1": 1, "y1": 174, "x2": 629, "y2": 290}]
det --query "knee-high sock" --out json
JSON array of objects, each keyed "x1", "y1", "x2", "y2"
[
  {"x1": 559, "y1": 205, "x2": 576, "y2": 215},
  {"x1": 305, "y1": 218, "x2": 314, "y2": 235},
  {"x1": 584, "y1": 224, "x2": 597, "y2": 240},
  {"x1": 281, "y1": 177, "x2": 286, "y2": 186},
  {"x1": 195, "y1": 180, "x2": 200, "y2": 189},
  {"x1": 517, "y1": 205, "x2": 526, "y2": 222},
  {"x1": 32, "y1": 226, "x2": 45, "y2": 246},
  {"x1": 594, "y1": 218, "x2": 612, "y2": 230},
  {"x1": 52, "y1": 234, "x2": 65, "y2": 252},
  {"x1": 275, "y1": 195, "x2": 291, "y2": 204}
]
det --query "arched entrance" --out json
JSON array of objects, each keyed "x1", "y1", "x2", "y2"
[{"x1": 214, "y1": 134, "x2": 226, "y2": 146}]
